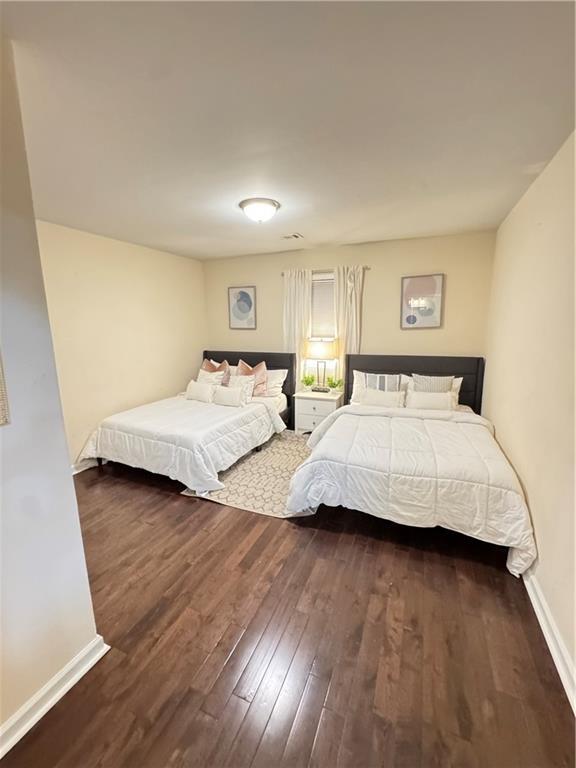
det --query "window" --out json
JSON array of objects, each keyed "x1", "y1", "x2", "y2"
[
  {"x1": 311, "y1": 272, "x2": 335, "y2": 339},
  {"x1": 305, "y1": 272, "x2": 337, "y2": 380}
]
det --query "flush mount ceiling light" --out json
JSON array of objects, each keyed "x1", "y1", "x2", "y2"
[{"x1": 239, "y1": 197, "x2": 281, "y2": 223}]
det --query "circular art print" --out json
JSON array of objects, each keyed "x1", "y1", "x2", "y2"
[
  {"x1": 401, "y1": 273, "x2": 444, "y2": 329},
  {"x1": 228, "y1": 286, "x2": 257, "y2": 329}
]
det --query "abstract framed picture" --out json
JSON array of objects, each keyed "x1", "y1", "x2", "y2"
[
  {"x1": 401, "y1": 273, "x2": 444, "y2": 329},
  {"x1": 228, "y1": 286, "x2": 257, "y2": 329}
]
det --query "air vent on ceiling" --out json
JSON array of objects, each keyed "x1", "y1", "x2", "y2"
[{"x1": 281, "y1": 233, "x2": 304, "y2": 240}]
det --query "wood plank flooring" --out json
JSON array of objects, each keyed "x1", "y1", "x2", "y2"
[{"x1": 4, "y1": 462, "x2": 574, "y2": 768}]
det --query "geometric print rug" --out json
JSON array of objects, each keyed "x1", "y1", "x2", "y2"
[{"x1": 181, "y1": 430, "x2": 311, "y2": 517}]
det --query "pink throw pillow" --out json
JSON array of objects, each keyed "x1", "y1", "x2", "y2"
[
  {"x1": 200, "y1": 358, "x2": 230, "y2": 386},
  {"x1": 237, "y1": 359, "x2": 267, "y2": 397}
]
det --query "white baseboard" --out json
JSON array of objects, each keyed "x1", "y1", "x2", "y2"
[
  {"x1": 0, "y1": 635, "x2": 110, "y2": 759},
  {"x1": 523, "y1": 570, "x2": 575, "y2": 715}
]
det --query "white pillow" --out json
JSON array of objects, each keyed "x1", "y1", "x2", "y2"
[
  {"x1": 402, "y1": 374, "x2": 463, "y2": 396},
  {"x1": 212, "y1": 360, "x2": 238, "y2": 379},
  {"x1": 197, "y1": 369, "x2": 225, "y2": 386},
  {"x1": 361, "y1": 389, "x2": 405, "y2": 408},
  {"x1": 185, "y1": 379, "x2": 214, "y2": 403},
  {"x1": 400, "y1": 374, "x2": 412, "y2": 392},
  {"x1": 266, "y1": 369, "x2": 288, "y2": 397},
  {"x1": 405, "y1": 390, "x2": 457, "y2": 410},
  {"x1": 213, "y1": 386, "x2": 244, "y2": 407},
  {"x1": 228, "y1": 374, "x2": 255, "y2": 401}
]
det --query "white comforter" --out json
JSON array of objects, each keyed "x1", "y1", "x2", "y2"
[
  {"x1": 286, "y1": 405, "x2": 536, "y2": 576},
  {"x1": 80, "y1": 395, "x2": 286, "y2": 493}
]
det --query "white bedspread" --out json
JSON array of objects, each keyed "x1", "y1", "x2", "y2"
[
  {"x1": 286, "y1": 405, "x2": 536, "y2": 576},
  {"x1": 80, "y1": 395, "x2": 286, "y2": 493}
]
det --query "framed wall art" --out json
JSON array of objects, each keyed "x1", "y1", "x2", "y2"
[
  {"x1": 401, "y1": 273, "x2": 444, "y2": 329},
  {"x1": 228, "y1": 286, "x2": 257, "y2": 329}
]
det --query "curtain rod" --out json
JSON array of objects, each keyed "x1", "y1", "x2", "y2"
[{"x1": 280, "y1": 266, "x2": 371, "y2": 276}]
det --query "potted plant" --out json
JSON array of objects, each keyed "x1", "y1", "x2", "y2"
[
  {"x1": 327, "y1": 376, "x2": 344, "y2": 391},
  {"x1": 301, "y1": 374, "x2": 315, "y2": 391}
]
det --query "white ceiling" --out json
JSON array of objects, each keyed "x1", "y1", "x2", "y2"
[{"x1": 5, "y1": 2, "x2": 574, "y2": 260}]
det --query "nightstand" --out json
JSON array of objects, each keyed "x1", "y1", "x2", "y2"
[{"x1": 294, "y1": 390, "x2": 344, "y2": 434}]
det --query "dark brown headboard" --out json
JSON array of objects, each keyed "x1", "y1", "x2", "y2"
[
  {"x1": 345, "y1": 354, "x2": 485, "y2": 414},
  {"x1": 203, "y1": 350, "x2": 297, "y2": 426}
]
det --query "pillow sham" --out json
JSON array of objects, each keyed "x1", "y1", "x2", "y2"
[
  {"x1": 201, "y1": 358, "x2": 230, "y2": 385},
  {"x1": 238, "y1": 359, "x2": 268, "y2": 397},
  {"x1": 212, "y1": 360, "x2": 238, "y2": 378},
  {"x1": 411, "y1": 373, "x2": 453, "y2": 393},
  {"x1": 351, "y1": 370, "x2": 401, "y2": 403},
  {"x1": 266, "y1": 368, "x2": 288, "y2": 398},
  {"x1": 213, "y1": 386, "x2": 244, "y2": 407},
  {"x1": 185, "y1": 379, "x2": 214, "y2": 403},
  {"x1": 405, "y1": 390, "x2": 456, "y2": 410},
  {"x1": 402, "y1": 374, "x2": 463, "y2": 396},
  {"x1": 197, "y1": 369, "x2": 225, "y2": 387},
  {"x1": 361, "y1": 389, "x2": 405, "y2": 407},
  {"x1": 228, "y1": 374, "x2": 255, "y2": 401}
]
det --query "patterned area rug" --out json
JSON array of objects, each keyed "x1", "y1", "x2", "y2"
[{"x1": 182, "y1": 430, "x2": 311, "y2": 516}]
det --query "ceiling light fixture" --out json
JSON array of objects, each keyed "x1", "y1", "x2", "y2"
[{"x1": 239, "y1": 197, "x2": 281, "y2": 223}]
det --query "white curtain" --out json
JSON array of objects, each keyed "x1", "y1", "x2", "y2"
[
  {"x1": 334, "y1": 265, "x2": 365, "y2": 382},
  {"x1": 283, "y1": 269, "x2": 312, "y2": 382}
]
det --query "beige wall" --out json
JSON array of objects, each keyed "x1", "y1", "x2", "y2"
[
  {"x1": 1, "y1": 42, "x2": 99, "y2": 741},
  {"x1": 484, "y1": 134, "x2": 575, "y2": 671},
  {"x1": 37, "y1": 221, "x2": 205, "y2": 462},
  {"x1": 203, "y1": 232, "x2": 494, "y2": 358}
]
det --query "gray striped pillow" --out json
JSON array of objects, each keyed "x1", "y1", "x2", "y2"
[
  {"x1": 365, "y1": 373, "x2": 400, "y2": 392},
  {"x1": 351, "y1": 371, "x2": 402, "y2": 403},
  {"x1": 412, "y1": 374, "x2": 454, "y2": 393}
]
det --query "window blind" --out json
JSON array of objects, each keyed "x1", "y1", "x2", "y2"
[{"x1": 311, "y1": 273, "x2": 335, "y2": 338}]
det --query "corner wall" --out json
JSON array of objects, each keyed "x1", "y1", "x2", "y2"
[
  {"x1": 0, "y1": 42, "x2": 105, "y2": 755},
  {"x1": 483, "y1": 133, "x2": 575, "y2": 702},
  {"x1": 37, "y1": 221, "x2": 206, "y2": 463}
]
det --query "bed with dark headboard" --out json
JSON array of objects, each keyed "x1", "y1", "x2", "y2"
[
  {"x1": 203, "y1": 350, "x2": 297, "y2": 427},
  {"x1": 85, "y1": 350, "x2": 297, "y2": 491},
  {"x1": 345, "y1": 354, "x2": 485, "y2": 413},
  {"x1": 287, "y1": 352, "x2": 537, "y2": 575}
]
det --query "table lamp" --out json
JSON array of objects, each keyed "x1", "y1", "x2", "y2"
[{"x1": 305, "y1": 339, "x2": 337, "y2": 392}]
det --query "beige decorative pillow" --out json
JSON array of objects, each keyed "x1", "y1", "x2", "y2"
[
  {"x1": 185, "y1": 380, "x2": 215, "y2": 403},
  {"x1": 201, "y1": 358, "x2": 230, "y2": 385},
  {"x1": 361, "y1": 389, "x2": 405, "y2": 408},
  {"x1": 402, "y1": 374, "x2": 463, "y2": 398},
  {"x1": 412, "y1": 374, "x2": 454, "y2": 393},
  {"x1": 228, "y1": 374, "x2": 255, "y2": 402},
  {"x1": 213, "y1": 385, "x2": 244, "y2": 407},
  {"x1": 238, "y1": 359, "x2": 267, "y2": 397},
  {"x1": 405, "y1": 390, "x2": 457, "y2": 410}
]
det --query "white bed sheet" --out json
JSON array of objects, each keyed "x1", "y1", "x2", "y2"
[
  {"x1": 80, "y1": 395, "x2": 286, "y2": 493},
  {"x1": 252, "y1": 392, "x2": 287, "y2": 413},
  {"x1": 286, "y1": 404, "x2": 536, "y2": 575}
]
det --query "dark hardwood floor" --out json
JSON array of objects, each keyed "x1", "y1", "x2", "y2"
[{"x1": 4, "y1": 463, "x2": 574, "y2": 768}]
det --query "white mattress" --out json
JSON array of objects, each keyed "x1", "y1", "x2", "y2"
[
  {"x1": 80, "y1": 395, "x2": 286, "y2": 493},
  {"x1": 286, "y1": 404, "x2": 536, "y2": 576}
]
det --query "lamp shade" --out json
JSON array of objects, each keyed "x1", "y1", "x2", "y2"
[{"x1": 305, "y1": 339, "x2": 337, "y2": 360}]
